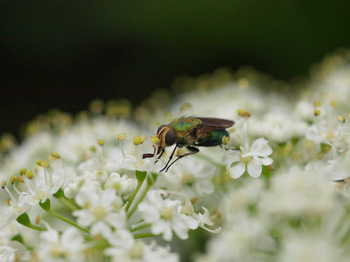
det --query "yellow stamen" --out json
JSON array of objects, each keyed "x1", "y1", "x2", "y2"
[
  {"x1": 222, "y1": 136, "x2": 229, "y2": 145},
  {"x1": 314, "y1": 109, "x2": 321, "y2": 116},
  {"x1": 337, "y1": 116, "x2": 345, "y2": 123},
  {"x1": 10, "y1": 176, "x2": 17, "y2": 185},
  {"x1": 134, "y1": 136, "x2": 141, "y2": 146},
  {"x1": 36, "y1": 160, "x2": 49, "y2": 168},
  {"x1": 314, "y1": 101, "x2": 321, "y2": 107},
  {"x1": 330, "y1": 100, "x2": 338, "y2": 108},
  {"x1": 26, "y1": 170, "x2": 33, "y2": 179},
  {"x1": 97, "y1": 139, "x2": 105, "y2": 146},
  {"x1": 237, "y1": 109, "x2": 251, "y2": 118},
  {"x1": 51, "y1": 152, "x2": 61, "y2": 159},
  {"x1": 118, "y1": 133, "x2": 126, "y2": 141},
  {"x1": 20, "y1": 168, "x2": 26, "y2": 176}
]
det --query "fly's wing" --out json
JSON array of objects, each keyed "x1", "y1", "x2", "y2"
[{"x1": 196, "y1": 117, "x2": 234, "y2": 134}]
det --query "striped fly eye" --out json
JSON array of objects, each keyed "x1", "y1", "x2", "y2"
[
  {"x1": 165, "y1": 129, "x2": 176, "y2": 146},
  {"x1": 157, "y1": 125, "x2": 166, "y2": 135}
]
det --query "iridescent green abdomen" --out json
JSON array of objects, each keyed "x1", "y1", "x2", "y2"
[{"x1": 196, "y1": 129, "x2": 229, "y2": 147}]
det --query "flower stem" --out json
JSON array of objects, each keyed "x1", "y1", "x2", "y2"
[
  {"x1": 133, "y1": 232, "x2": 156, "y2": 239},
  {"x1": 45, "y1": 209, "x2": 90, "y2": 234},
  {"x1": 24, "y1": 222, "x2": 46, "y2": 232},
  {"x1": 57, "y1": 196, "x2": 79, "y2": 211},
  {"x1": 125, "y1": 179, "x2": 144, "y2": 213},
  {"x1": 129, "y1": 222, "x2": 152, "y2": 232},
  {"x1": 127, "y1": 178, "x2": 152, "y2": 220}
]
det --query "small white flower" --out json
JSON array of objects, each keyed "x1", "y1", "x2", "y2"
[
  {"x1": 38, "y1": 227, "x2": 86, "y2": 262},
  {"x1": 0, "y1": 246, "x2": 16, "y2": 262},
  {"x1": 138, "y1": 190, "x2": 198, "y2": 241},
  {"x1": 104, "y1": 172, "x2": 137, "y2": 196},
  {"x1": 73, "y1": 188, "x2": 126, "y2": 233},
  {"x1": 223, "y1": 138, "x2": 273, "y2": 178},
  {"x1": 105, "y1": 240, "x2": 179, "y2": 262}
]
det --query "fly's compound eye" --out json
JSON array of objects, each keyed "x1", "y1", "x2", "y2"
[
  {"x1": 157, "y1": 125, "x2": 167, "y2": 135},
  {"x1": 165, "y1": 129, "x2": 176, "y2": 146}
]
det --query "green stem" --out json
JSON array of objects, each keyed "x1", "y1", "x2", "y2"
[
  {"x1": 23, "y1": 223, "x2": 46, "y2": 232},
  {"x1": 127, "y1": 182, "x2": 152, "y2": 220},
  {"x1": 46, "y1": 209, "x2": 90, "y2": 234},
  {"x1": 58, "y1": 196, "x2": 79, "y2": 211},
  {"x1": 129, "y1": 222, "x2": 152, "y2": 232},
  {"x1": 125, "y1": 179, "x2": 144, "y2": 212},
  {"x1": 133, "y1": 232, "x2": 156, "y2": 239}
]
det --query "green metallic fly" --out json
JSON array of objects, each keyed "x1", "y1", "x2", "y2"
[{"x1": 143, "y1": 117, "x2": 234, "y2": 172}]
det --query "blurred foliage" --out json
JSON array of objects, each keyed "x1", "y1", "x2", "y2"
[{"x1": 1, "y1": 0, "x2": 350, "y2": 137}]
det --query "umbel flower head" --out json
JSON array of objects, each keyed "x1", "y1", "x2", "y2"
[{"x1": 1, "y1": 50, "x2": 350, "y2": 261}]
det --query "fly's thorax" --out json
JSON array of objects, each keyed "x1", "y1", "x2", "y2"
[{"x1": 157, "y1": 125, "x2": 177, "y2": 148}]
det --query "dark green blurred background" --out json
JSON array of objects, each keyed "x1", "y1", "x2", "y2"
[{"x1": 1, "y1": 1, "x2": 350, "y2": 138}]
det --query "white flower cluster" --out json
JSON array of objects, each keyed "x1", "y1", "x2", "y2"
[{"x1": 0, "y1": 50, "x2": 350, "y2": 261}]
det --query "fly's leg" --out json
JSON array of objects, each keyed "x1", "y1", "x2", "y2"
[
  {"x1": 143, "y1": 145, "x2": 164, "y2": 160},
  {"x1": 159, "y1": 146, "x2": 178, "y2": 172},
  {"x1": 163, "y1": 146, "x2": 199, "y2": 172}
]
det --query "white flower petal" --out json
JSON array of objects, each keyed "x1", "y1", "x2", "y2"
[
  {"x1": 247, "y1": 159, "x2": 262, "y2": 178},
  {"x1": 251, "y1": 138, "x2": 272, "y2": 156},
  {"x1": 228, "y1": 162, "x2": 246, "y2": 179},
  {"x1": 259, "y1": 156, "x2": 273, "y2": 166}
]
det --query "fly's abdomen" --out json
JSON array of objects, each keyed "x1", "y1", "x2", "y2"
[{"x1": 196, "y1": 129, "x2": 229, "y2": 147}]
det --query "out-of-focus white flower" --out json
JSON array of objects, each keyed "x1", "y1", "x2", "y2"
[
  {"x1": 0, "y1": 246, "x2": 17, "y2": 262},
  {"x1": 38, "y1": 227, "x2": 86, "y2": 262},
  {"x1": 279, "y1": 233, "x2": 347, "y2": 262},
  {"x1": 138, "y1": 190, "x2": 198, "y2": 241},
  {"x1": 106, "y1": 240, "x2": 179, "y2": 262},
  {"x1": 223, "y1": 138, "x2": 273, "y2": 178},
  {"x1": 259, "y1": 168, "x2": 336, "y2": 222}
]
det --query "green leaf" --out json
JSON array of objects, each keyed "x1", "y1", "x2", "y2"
[
  {"x1": 136, "y1": 170, "x2": 147, "y2": 182},
  {"x1": 16, "y1": 213, "x2": 31, "y2": 226},
  {"x1": 53, "y1": 188, "x2": 64, "y2": 198},
  {"x1": 39, "y1": 198, "x2": 51, "y2": 211},
  {"x1": 11, "y1": 234, "x2": 24, "y2": 245}
]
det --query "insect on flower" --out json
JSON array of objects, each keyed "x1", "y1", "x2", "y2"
[{"x1": 143, "y1": 117, "x2": 234, "y2": 172}]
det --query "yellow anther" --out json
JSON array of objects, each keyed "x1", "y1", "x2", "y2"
[
  {"x1": 237, "y1": 109, "x2": 251, "y2": 118},
  {"x1": 51, "y1": 152, "x2": 60, "y2": 159},
  {"x1": 10, "y1": 176, "x2": 17, "y2": 185},
  {"x1": 36, "y1": 160, "x2": 49, "y2": 168},
  {"x1": 140, "y1": 136, "x2": 147, "y2": 144},
  {"x1": 20, "y1": 168, "x2": 26, "y2": 176},
  {"x1": 26, "y1": 170, "x2": 33, "y2": 179},
  {"x1": 134, "y1": 136, "x2": 141, "y2": 146},
  {"x1": 314, "y1": 109, "x2": 321, "y2": 116},
  {"x1": 330, "y1": 100, "x2": 338, "y2": 108},
  {"x1": 118, "y1": 133, "x2": 126, "y2": 141},
  {"x1": 337, "y1": 116, "x2": 345, "y2": 123},
  {"x1": 1, "y1": 180, "x2": 6, "y2": 189},
  {"x1": 314, "y1": 101, "x2": 321, "y2": 107},
  {"x1": 90, "y1": 146, "x2": 96, "y2": 152},
  {"x1": 97, "y1": 139, "x2": 105, "y2": 146},
  {"x1": 151, "y1": 135, "x2": 160, "y2": 144},
  {"x1": 35, "y1": 215, "x2": 41, "y2": 225},
  {"x1": 18, "y1": 176, "x2": 24, "y2": 183},
  {"x1": 222, "y1": 136, "x2": 229, "y2": 145}
]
